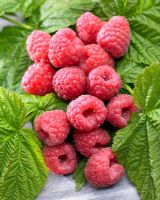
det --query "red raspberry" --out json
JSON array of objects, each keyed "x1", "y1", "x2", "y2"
[
  {"x1": 34, "y1": 110, "x2": 70, "y2": 146},
  {"x1": 53, "y1": 67, "x2": 86, "y2": 101},
  {"x1": 43, "y1": 143, "x2": 77, "y2": 175},
  {"x1": 97, "y1": 16, "x2": 130, "y2": 58},
  {"x1": 106, "y1": 94, "x2": 138, "y2": 128},
  {"x1": 73, "y1": 128, "x2": 111, "y2": 157},
  {"x1": 85, "y1": 148, "x2": 124, "y2": 187},
  {"x1": 77, "y1": 12, "x2": 104, "y2": 44},
  {"x1": 80, "y1": 44, "x2": 114, "y2": 75},
  {"x1": 87, "y1": 65, "x2": 121, "y2": 101},
  {"x1": 22, "y1": 62, "x2": 55, "y2": 96},
  {"x1": 48, "y1": 28, "x2": 86, "y2": 68},
  {"x1": 26, "y1": 30, "x2": 51, "y2": 62},
  {"x1": 67, "y1": 95, "x2": 107, "y2": 131}
]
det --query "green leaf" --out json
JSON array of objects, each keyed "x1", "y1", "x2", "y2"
[
  {"x1": 112, "y1": 63, "x2": 160, "y2": 200},
  {"x1": 39, "y1": 0, "x2": 96, "y2": 33},
  {"x1": 0, "y1": 26, "x2": 31, "y2": 92},
  {"x1": 73, "y1": 159, "x2": 87, "y2": 191},
  {"x1": 116, "y1": 58, "x2": 147, "y2": 85},
  {"x1": 0, "y1": 0, "x2": 45, "y2": 17},
  {"x1": 0, "y1": 87, "x2": 48, "y2": 200},
  {"x1": 21, "y1": 93, "x2": 68, "y2": 119}
]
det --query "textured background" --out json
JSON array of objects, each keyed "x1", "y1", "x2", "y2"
[{"x1": 0, "y1": 16, "x2": 140, "y2": 200}]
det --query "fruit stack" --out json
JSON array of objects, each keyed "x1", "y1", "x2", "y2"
[{"x1": 22, "y1": 12, "x2": 137, "y2": 188}]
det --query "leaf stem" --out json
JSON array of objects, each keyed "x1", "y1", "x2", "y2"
[
  {"x1": 124, "y1": 84, "x2": 134, "y2": 95},
  {"x1": 0, "y1": 15, "x2": 32, "y2": 30}
]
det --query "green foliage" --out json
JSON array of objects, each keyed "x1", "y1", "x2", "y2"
[
  {"x1": 0, "y1": 87, "x2": 48, "y2": 200},
  {"x1": 21, "y1": 93, "x2": 68, "y2": 119},
  {"x1": 73, "y1": 159, "x2": 87, "y2": 191},
  {"x1": 39, "y1": 0, "x2": 96, "y2": 33},
  {"x1": 0, "y1": 27, "x2": 32, "y2": 92},
  {"x1": 112, "y1": 64, "x2": 160, "y2": 200}
]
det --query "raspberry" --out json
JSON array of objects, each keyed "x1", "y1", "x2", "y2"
[
  {"x1": 43, "y1": 143, "x2": 77, "y2": 175},
  {"x1": 73, "y1": 128, "x2": 111, "y2": 157},
  {"x1": 26, "y1": 30, "x2": 51, "y2": 62},
  {"x1": 67, "y1": 95, "x2": 107, "y2": 131},
  {"x1": 85, "y1": 148, "x2": 124, "y2": 187},
  {"x1": 22, "y1": 62, "x2": 55, "y2": 96},
  {"x1": 97, "y1": 16, "x2": 130, "y2": 58},
  {"x1": 77, "y1": 12, "x2": 104, "y2": 44},
  {"x1": 34, "y1": 110, "x2": 70, "y2": 146},
  {"x1": 53, "y1": 67, "x2": 86, "y2": 101},
  {"x1": 80, "y1": 44, "x2": 114, "y2": 75},
  {"x1": 87, "y1": 65, "x2": 122, "y2": 101},
  {"x1": 48, "y1": 28, "x2": 86, "y2": 68},
  {"x1": 106, "y1": 94, "x2": 138, "y2": 128}
]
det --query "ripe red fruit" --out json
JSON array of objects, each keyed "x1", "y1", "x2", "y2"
[
  {"x1": 106, "y1": 94, "x2": 138, "y2": 128},
  {"x1": 85, "y1": 148, "x2": 124, "y2": 187},
  {"x1": 34, "y1": 110, "x2": 70, "y2": 146},
  {"x1": 87, "y1": 65, "x2": 122, "y2": 101},
  {"x1": 43, "y1": 143, "x2": 77, "y2": 175},
  {"x1": 67, "y1": 95, "x2": 107, "y2": 131},
  {"x1": 53, "y1": 67, "x2": 86, "y2": 100},
  {"x1": 26, "y1": 30, "x2": 51, "y2": 62},
  {"x1": 97, "y1": 16, "x2": 130, "y2": 58},
  {"x1": 48, "y1": 28, "x2": 85, "y2": 68},
  {"x1": 73, "y1": 128, "x2": 111, "y2": 157},
  {"x1": 22, "y1": 62, "x2": 55, "y2": 96}
]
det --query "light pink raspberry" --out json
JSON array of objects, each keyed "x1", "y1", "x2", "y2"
[
  {"x1": 80, "y1": 44, "x2": 114, "y2": 75},
  {"x1": 26, "y1": 30, "x2": 51, "y2": 62},
  {"x1": 97, "y1": 16, "x2": 130, "y2": 58},
  {"x1": 48, "y1": 28, "x2": 86, "y2": 68}
]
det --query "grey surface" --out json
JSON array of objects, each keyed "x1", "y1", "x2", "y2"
[
  {"x1": 0, "y1": 17, "x2": 140, "y2": 200},
  {"x1": 37, "y1": 173, "x2": 140, "y2": 200}
]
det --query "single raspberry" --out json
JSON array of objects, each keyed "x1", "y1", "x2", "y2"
[
  {"x1": 48, "y1": 28, "x2": 86, "y2": 68},
  {"x1": 22, "y1": 62, "x2": 55, "y2": 96},
  {"x1": 85, "y1": 147, "x2": 124, "y2": 187},
  {"x1": 87, "y1": 65, "x2": 121, "y2": 101},
  {"x1": 26, "y1": 30, "x2": 51, "y2": 62},
  {"x1": 34, "y1": 110, "x2": 70, "y2": 146},
  {"x1": 73, "y1": 128, "x2": 111, "y2": 157},
  {"x1": 77, "y1": 12, "x2": 104, "y2": 44},
  {"x1": 53, "y1": 67, "x2": 86, "y2": 101},
  {"x1": 106, "y1": 94, "x2": 138, "y2": 128},
  {"x1": 67, "y1": 95, "x2": 107, "y2": 131},
  {"x1": 97, "y1": 16, "x2": 130, "y2": 58},
  {"x1": 43, "y1": 143, "x2": 77, "y2": 175},
  {"x1": 80, "y1": 44, "x2": 114, "y2": 75}
]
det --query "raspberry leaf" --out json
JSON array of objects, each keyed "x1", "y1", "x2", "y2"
[
  {"x1": 21, "y1": 93, "x2": 68, "y2": 119},
  {"x1": 39, "y1": 0, "x2": 96, "y2": 33},
  {"x1": 0, "y1": 0, "x2": 45, "y2": 18},
  {"x1": 112, "y1": 63, "x2": 160, "y2": 200},
  {"x1": 0, "y1": 26, "x2": 32, "y2": 92},
  {"x1": 73, "y1": 159, "x2": 87, "y2": 191},
  {"x1": 0, "y1": 87, "x2": 48, "y2": 200}
]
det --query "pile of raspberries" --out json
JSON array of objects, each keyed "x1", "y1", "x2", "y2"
[{"x1": 22, "y1": 12, "x2": 137, "y2": 188}]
